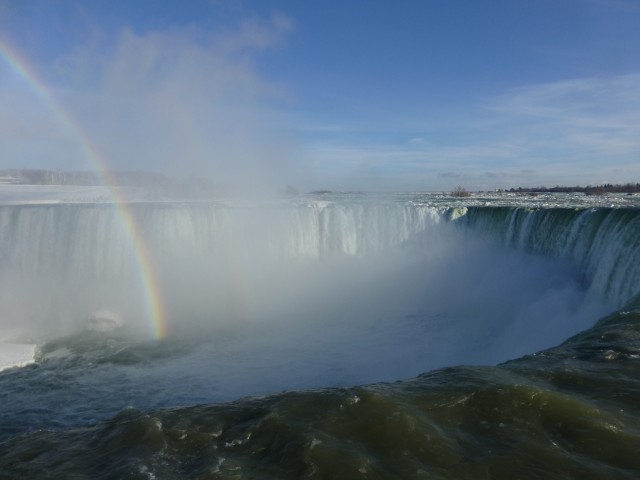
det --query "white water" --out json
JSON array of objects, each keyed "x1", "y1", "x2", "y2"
[{"x1": 457, "y1": 206, "x2": 640, "y2": 306}]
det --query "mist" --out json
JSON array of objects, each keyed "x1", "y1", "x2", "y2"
[
  {"x1": 0, "y1": 202, "x2": 612, "y2": 398},
  {"x1": 1, "y1": 13, "x2": 305, "y2": 195}
]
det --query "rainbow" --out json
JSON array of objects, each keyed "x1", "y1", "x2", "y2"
[{"x1": 0, "y1": 40, "x2": 169, "y2": 340}]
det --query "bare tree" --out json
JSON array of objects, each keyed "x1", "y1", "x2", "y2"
[{"x1": 451, "y1": 186, "x2": 471, "y2": 197}]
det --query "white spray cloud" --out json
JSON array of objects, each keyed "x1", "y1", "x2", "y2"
[
  {"x1": 1, "y1": 12, "x2": 300, "y2": 192},
  {"x1": 73, "y1": 16, "x2": 296, "y2": 189}
]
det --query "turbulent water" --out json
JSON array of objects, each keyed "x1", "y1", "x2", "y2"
[{"x1": 1, "y1": 192, "x2": 639, "y2": 479}]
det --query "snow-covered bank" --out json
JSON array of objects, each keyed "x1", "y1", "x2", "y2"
[
  {"x1": 0, "y1": 185, "x2": 114, "y2": 204},
  {"x1": 0, "y1": 341, "x2": 36, "y2": 372}
]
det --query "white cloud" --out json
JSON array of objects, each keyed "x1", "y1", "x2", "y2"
[
  {"x1": 303, "y1": 73, "x2": 640, "y2": 190},
  {"x1": 216, "y1": 12, "x2": 293, "y2": 53},
  {"x1": 485, "y1": 75, "x2": 640, "y2": 157}
]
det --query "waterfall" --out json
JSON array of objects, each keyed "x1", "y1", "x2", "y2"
[{"x1": 456, "y1": 207, "x2": 640, "y2": 306}]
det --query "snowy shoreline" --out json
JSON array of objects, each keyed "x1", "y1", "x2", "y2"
[
  {"x1": 0, "y1": 342, "x2": 36, "y2": 372},
  {"x1": 0, "y1": 185, "x2": 115, "y2": 204}
]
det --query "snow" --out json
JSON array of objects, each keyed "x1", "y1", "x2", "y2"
[
  {"x1": 0, "y1": 341, "x2": 36, "y2": 372},
  {"x1": 0, "y1": 185, "x2": 114, "y2": 204}
]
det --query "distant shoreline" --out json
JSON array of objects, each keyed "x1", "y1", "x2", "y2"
[
  {"x1": 497, "y1": 183, "x2": 640, "y2": 195},
  {"x1": 2, "y1": 169, "x2": 639, "y2": 196}
]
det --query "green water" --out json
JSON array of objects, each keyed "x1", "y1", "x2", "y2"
[{"x1": 2, "y1": 308, "x2": 639, "y2": 479}]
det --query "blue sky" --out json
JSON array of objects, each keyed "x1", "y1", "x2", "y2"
[{"x1": 1, "y1": 0, "x2": 639, "y2": 191}]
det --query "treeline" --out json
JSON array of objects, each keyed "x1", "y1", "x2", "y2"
[
  {"x1": 0, "y1": 169, "x2": 216, "y2": 197},
  {"x1": 507, "y1": 183, "x2": 640, "y2": 195},
  {"x1": 0, "y1": 168, "x2": 178, "y2": 187},
  {"x1": 0, "y1": 169, "x2": 101, "y2": 185}
]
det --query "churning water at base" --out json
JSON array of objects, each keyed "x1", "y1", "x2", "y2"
[{"x1": 1, "y1": 193, "x2": 639, "y2": 478}]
